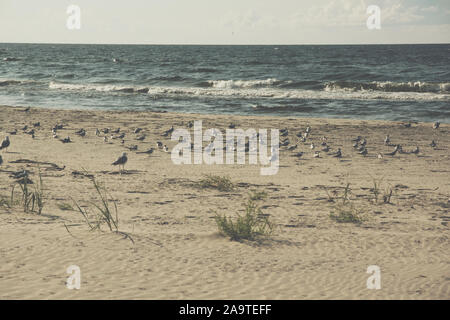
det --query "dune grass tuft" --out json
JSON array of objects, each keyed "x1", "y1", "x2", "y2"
[
  {"x1": 72, "y1": 174, "x2": 119, "y2": 232},
  {"x1": 215, "y1": 199, "x2": 274, "y2": 241},
  {"x1": 11, "y1": 169, "x2": 44, "y2": 215},
  {"x1": 197, "y1": 174, "x2": 235, "y2": 192}
]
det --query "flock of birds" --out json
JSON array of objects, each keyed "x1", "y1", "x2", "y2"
[{"x1": 0, "y1": 119, "x2": 443, "y2": 172}]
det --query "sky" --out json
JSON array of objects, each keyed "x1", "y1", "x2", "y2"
[{"x1": 0, "y1": 0, "x2": 449, "y2": 44}]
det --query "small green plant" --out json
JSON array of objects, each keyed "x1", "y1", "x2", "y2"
[
  {"x1": 215, "y1": 199, "x2": 274, "y2": 241},
  {"x1": 11, "y1": 169, "x2": 44, "y2": 214},
  {"x1": 249, "y1": 190, "x2": 267, "y2": 201},
  {"x1": 324, "y1": 183, "x2": 352, "y2": 204},
  {"x1": 330, "y1": 202, "x2": 364, "y2": 224},
  {"x1": 369, "y1": 176, "x2": 386, "y2": 204},
  {"x1": 72, "y1": 174, "x2": 118, "y2": 232},
  {"x1": 198, "y1": 175, "x2": 234, "y2": 192},
  {"x1": 382, "y1": 185, "x2": 394, "y2": 204}
]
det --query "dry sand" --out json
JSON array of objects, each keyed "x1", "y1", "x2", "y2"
[{"x1": 0, "y1": 105, "x2": 449, "y2": 299}]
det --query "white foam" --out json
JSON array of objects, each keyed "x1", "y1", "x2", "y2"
[{"x1": 48, "y1": 81, "x2": 450, "y2": 102}]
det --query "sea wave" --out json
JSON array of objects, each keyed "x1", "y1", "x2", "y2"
[
  {"x1": 204, "y1": 78, "x2": 288, "y2": 89},
  {"x1": 48, "y1": 81, "x2": 450, "y2": 102},
  {"x1": 0, "y1": 79, "x2": 37, "y2": 87},
  {"x1": 325, "y1": 81, "x2": 450, "y2": 93}
]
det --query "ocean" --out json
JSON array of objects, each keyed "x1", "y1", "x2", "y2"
[{"x1": 0, "y1": 43, "x2": 449, "y2": 122}]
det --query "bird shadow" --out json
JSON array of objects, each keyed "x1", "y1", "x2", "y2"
[{"x1": 102, "y1": 170, "x2": 144, "y2": 175}]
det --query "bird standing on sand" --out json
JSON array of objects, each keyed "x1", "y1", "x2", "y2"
[
  {"x1": 0, "y1": 136, "x2": 10, "y2": 152},
  {"x1": 411, "y1": 146, "x2": 419, "y2": 155},
  {"x1": 313, "y1": 151, "x2": 320, "y2": 158},
  {"x1": 359, "y1": 148, "x2": 368, "y2": 156},
  {"x1": 384, "y1": 135, "x2": 390, "y2": 146},
  {"x1": 433, "y1": 122, "x2": 440, "y2": 129},
  {"x1": 333, "y1": 148, "x2": 342, "y2": 158},
  {"x1": 112, "y1": 152, "x2": 128, "y2": 172},
  {"x1": 430, "y1": 140, "x2": 437, "y2": 148}
]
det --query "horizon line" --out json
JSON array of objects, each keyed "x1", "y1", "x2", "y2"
[{"x1": 1, "y1": 41, "x2": 449, "y2": 46}]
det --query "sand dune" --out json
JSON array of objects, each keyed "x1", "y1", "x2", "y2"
[{"x1": 0, "y1": 105, "x2": 449, "y2": 299}]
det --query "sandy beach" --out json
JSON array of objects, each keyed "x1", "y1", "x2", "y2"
[{"x1": 0, "y1": 104, "x2": 449, "y2": 299}]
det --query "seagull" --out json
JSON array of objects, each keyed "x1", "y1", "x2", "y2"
[
  {"x1": 61, "y1": 136, "x2": 71, "y2": 143},
  {"x1": 163, "y1": 145, "x2": 169, "y2": 152},
  {"x1": 384, "y1": 135, "x2": 390, "y2": 146},
  {"x1": 353, "y1": 142, "x2": 359, "y2": 149},
  {"x1": 95, "y1": 128, "x2": 100, "y2": 136},
  {"x1": 377, "y1": 153, "x2": 383, "y2": 159},
  {"x1": 433, "y1": 122, "x2": 440, "y2": 129},
  {"x1": 136, "y1": 135, "x2": 146, "y2": 141},
  {"x1": 411, "y1": 146, "x2": 419, "y2": 155},
  {"x1": 228, "y1": 123, "x2": 236, "y2": 129},
  {"x1": 187, "y1": 121, "x2": 194, "y2": 128},
  {"x1": 305, "y1": 126, "x2": 311, "y2": 133},
  {"x1": 287, "y1": 144, "x2": 297, "y2": 151},
  {"x1": 33, "y1": 122, "x2": 40, "y2": 127},
  {"x1": 352, "y1": 136, "x2": 362, "y2": 143},
  {"x1": 430, "y1": 140, "x2": 437, "y2": 148},
  {"x1": 294, "y1": 152, "x2": 304, "y2": 158},
  {"x1": 162, "y1": 126, "x2": 174, "y2": 137},
  {"x1": 360, "y1": 138, "x2": 367, "y2": 147},
  {"x1": 280, "y1": 130, "x2": 289, "y2": 137},
  {"x1": 112, "y1": 128, "x2": 120, "y2": 134},
  {"x1": 322, "y1": 145, "x2": 330, "y2": 152},
  {"x1": 126, "y1": 145, "x2": 138, "y2": 151},
  {"x1": 333, "y1": 148, "x2": 342, "y2": 158},
  {"x1": 280, "y1": 139, "x2": 289, "y2": 147},
  {"x1": 103, "y1": 136, "x2": 108, "y2": 143},
  {"x1": 8, "y1": 129, "x2": 17, "y2": 135},
  {"x1": 0, "y1": 136, "x2": 10, "y2": 151},
  {"x1": 385, "y1": 145, "x2": 400, "y2": 156},
  {"x1": 310, "y1": 143, "x2": 315, "y2": 149},
  {"x1": 112, "y1": 152, "x2": 128, "y2": 172},
  {"x1": 403, "y1": 122, "x2": 412, "y2": 128},
  {"x1": 313, "y1": 151, "x2": 320, "y2": 158},
  {"x1": 134, "y1": 128, "x2": 143, "y2": 134},
  {"x1": 359, "y1": 148, "x2": 368, "y2": 156},
  {"x1": 75, "y1": 128, "x2": 86, "y2": 137},
  {"x1": 156, "y1": 141, "x2": 163, "y2": 149},
  {"x1": 21, "y1": 125, "x2": 28, "y2": 131}
]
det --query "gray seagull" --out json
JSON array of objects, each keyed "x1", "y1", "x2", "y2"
[{"x1": 112, "y1": 152, "x2": 128, "y2": 172}]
